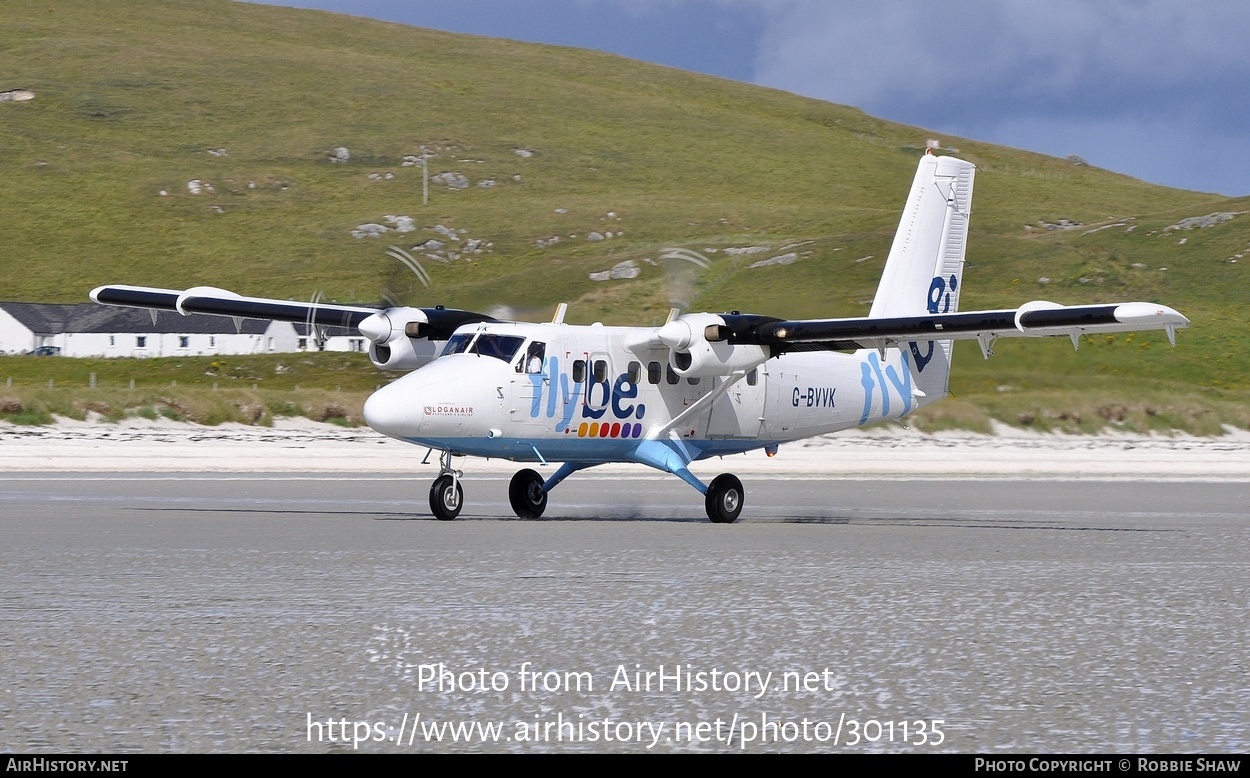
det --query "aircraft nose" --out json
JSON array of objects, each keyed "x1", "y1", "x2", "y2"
[{"x1": 363, "y1": 381, "x2": 419, "y2": 439}]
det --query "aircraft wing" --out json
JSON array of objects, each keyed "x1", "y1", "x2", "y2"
[
  {"x1": 716, "y1": 300, "x2": 1189, "y2": 354},
  {"x1": 89, "y1": 284, "x2": 493, "y2": 340}
]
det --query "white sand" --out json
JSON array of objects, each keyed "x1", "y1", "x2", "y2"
[{"x1": 2, "y1": 417, "x2": 1248, "y2": 478}]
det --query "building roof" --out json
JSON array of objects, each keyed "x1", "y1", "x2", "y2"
[{"x1": 0, "y1": 302, "x2": 273, "y2": 335}]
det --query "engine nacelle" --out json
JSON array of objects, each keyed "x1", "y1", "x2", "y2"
[
  {"x1": 657, "y1": 313, "x2": 769, "y2": 378},
  {"x1": 359, "y1": 308, "x2": 441, "y2": 371}
]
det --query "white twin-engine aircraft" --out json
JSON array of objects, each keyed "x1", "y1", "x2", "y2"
[{"x1": 92, "y1": 152, "x2": 1188, "y2": 522}]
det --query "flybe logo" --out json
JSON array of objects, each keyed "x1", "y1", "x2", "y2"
[
  {"x1": 859, "y1": 350, "x2": 916, "y2": 425},
  {"x1": 928, "y1": 274, "x2": 958, "y2": 314},
  {"x1": 527, "y1": 356, "x2": 646, "y2": 434}
]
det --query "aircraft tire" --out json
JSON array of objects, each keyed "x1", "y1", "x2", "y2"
[
  {"x1": 429, "y1": 474, "x2": 463, "y2": 521},
  {"x1": 508, "y1": 468, "x2": 548, "y2": 519},
  {"x1": 705, "y1": 473, "x2": 744, "y2": 524}
]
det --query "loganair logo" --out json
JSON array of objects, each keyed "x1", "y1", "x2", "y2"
[
  {"x1": 424, "y1": 404, "x2": 474, "y2": 416},
  {"x1": 527, "y1": 356, "x2": 646, "y2": 437},
  {"x1": 859, "y1": 350, "x2": 916, "y2": 425}
]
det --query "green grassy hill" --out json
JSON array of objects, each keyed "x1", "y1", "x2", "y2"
[{"x1": 1, "y1": 0, "x2": 1246, "y2": 431}]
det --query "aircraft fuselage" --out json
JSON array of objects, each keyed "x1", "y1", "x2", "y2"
[{"x1": 362, "y1": 320, "x2": 934, "y2": 463}]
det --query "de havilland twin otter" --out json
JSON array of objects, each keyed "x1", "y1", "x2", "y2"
[{"x1": 92, "y1": 153, "x2": 1189, "y2": 522}]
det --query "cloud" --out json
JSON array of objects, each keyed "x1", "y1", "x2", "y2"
[
  {"x1": 747, "y1": 0, "x2": 1250, "y2": 192},
  {"x1": 753, "y1": 1, "x2": 1250, "y2": 110}
]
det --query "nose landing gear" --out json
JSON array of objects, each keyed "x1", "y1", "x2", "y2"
[{"x1": 428, "y1": 450, "x2": 463, "y2": 521}]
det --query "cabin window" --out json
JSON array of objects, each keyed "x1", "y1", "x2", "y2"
[
  {"x1": 647, "y1": 361, "x2": 661, "y2": 384},
  {"x1": 593, "y1": 360, "x2": 607, "y2": 382},
  {"x1": 627, "y1": 361, "x2": 641, "y2": 384},
  {"x1": 665, "y1": 364, "x2": 680, "y2": 385},
  {"x1": 686, "y1": 376, "x2": 701, "y2": 385},
  {"x1": 573, "y1": 359, "x2": 586, "y2": 383},
  {"x1": 747, "y1": 368, "x2": 758, "y2": 386}
]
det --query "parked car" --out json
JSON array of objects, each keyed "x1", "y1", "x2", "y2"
[{"x1": 30, "y1": 346, "x2": 61, "y2": 356}]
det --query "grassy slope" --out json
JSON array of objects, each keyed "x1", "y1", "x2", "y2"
[{"x1": 0, "y1": 0, "x2": 1245, "y2": 430}]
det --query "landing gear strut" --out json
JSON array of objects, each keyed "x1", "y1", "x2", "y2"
[
  {"x1": 705, "y1": 473, "x2": 744, "y2": 524},
  {"x1": 428, "y1": 450, "x2": 463, "y2": 521},
  {"x1": 508, "y1": 468, "x2": 548, "y2": 519}
]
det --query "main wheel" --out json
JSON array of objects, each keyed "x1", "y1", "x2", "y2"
[
  {"x1": 508, "y1": 468, "x2": 548, "y2": 519},
  {"x1": 429, "y1": 474, "x2": 464, "y2": 521},
  {"x1": 705, "y1": 473, "x2": 744, "y2": 524}
]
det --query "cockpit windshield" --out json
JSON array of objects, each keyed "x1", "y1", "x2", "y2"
[
  {"x1": 470, "y1": 334, "x2": 524, "y2": 362},
  {"x1": 441, "y1": 333, "x2": 473, "y2": 356},
  {"x1": 439, "y1": 332, "x2": 525, "y2": 363}
]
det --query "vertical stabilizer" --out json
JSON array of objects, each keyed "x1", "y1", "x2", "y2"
[{"x1": 869, "y1": 153, "x2": 975, "y2": 401}]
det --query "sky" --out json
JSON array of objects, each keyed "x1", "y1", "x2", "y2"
[{"x1": 257, "y1": 0, "x2": 1250, "y2": 196}]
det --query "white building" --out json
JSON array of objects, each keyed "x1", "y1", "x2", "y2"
[{"x1": 0, "y1": 302, "x2": 303, "y2": 357}]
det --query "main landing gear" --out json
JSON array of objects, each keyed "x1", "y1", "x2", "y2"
[
  {"x1": 508, "y1": 468, "x2": 548, "y2": 519},
  {"x1": 423, "y1": 450, "x2": 744, "y2": 523},
  {"x1": 704, "y1": 473, "x2": 744, "y2": 524}
]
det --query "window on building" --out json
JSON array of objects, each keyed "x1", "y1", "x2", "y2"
[
  {"x1": 179, "y1": 336, "x2": 190, "y2": 349},
  {"x1": 136, "y1": 336, "x2": 146, "y2": 348},
  {"x1": 209, "y1": 336, "x2": 216, "y2": 348},
  {"x1": 298, "y1": 338, "x2": 307, "y2": 351}
]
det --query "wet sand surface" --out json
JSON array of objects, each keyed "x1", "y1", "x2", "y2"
[{"x1": 2, "y1": 473, "x2": 1246, "y2": 752}]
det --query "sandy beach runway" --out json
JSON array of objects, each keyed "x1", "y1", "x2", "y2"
[{"x1": 2, "y1": 417, "x2": 1249, "y2": 478}]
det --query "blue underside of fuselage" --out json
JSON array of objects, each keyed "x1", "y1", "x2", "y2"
[{"x1": 392, "y1": 434, "x2": 782, "y2": 466}]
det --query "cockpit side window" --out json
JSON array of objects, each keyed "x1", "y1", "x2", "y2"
[
  {"x1": 469, "y1": 334, "x2": 524, "y2": 362},
  {"x1": 519, "y1": 341, "x2": 546, "y2": 374}
]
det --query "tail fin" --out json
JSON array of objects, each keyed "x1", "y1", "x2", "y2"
[{"x1": 869, "y1": 152, "x2": 975, "y2": 400}]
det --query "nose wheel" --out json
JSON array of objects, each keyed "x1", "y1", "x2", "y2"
[
  {"x1": 705, "y1": 473, "x2": 744, "y2": 524},
  {"x1": 429, "y1": 474, "x2": 463, "y2": 521},
  {"x1": 428, "y1": 450, "x2": 465, "y2": 521},
  {"x1": 508, "y1": 468, "x2": 548, "y2": 519}
]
